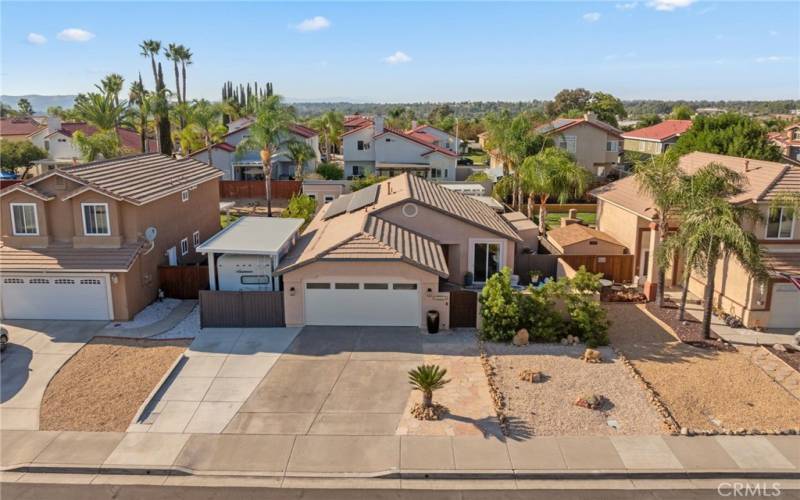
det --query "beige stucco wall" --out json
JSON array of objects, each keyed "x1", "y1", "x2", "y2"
[
  {"x1": 551, "y1": 237, "x2": 627, "y2": 255},
  {"x1": 595, "y1": 200, "x2": 650, "y2": 280},
  {"x1": 302, "y1": 183, "x2": 346, "y2": 209},
  {"x1": 552, "y1": 123, "x2": 620, "y2": 176},
  {"x1": 281, "y1": 260, "x2": 449, "y2": 329},
  {"x1": 377, "y1": 203, "x2": 516, "y2": 284}
]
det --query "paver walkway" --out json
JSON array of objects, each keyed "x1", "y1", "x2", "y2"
[
  {"x1": 128, "y1": 327, "x2": 301, "y2": 434},
  {"x1": 748, "y1": 346, "x2": 800, "y2": 400},
  {"x1": 101, "y1": 301, "x2": 198, "y2": 339}
]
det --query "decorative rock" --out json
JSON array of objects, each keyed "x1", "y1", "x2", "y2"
[
  {"x1": 580, "y1": 348, "x2": 603, "y2": 363},
  {"x1": 680, "y1": 427, "x2": 688, "y2": 436},
  {"x1": 519, "y1": 369, "x2": 544, "y2": 383},
  {"x1": 560, "y1": 338, "x2": 569, "y2": 345},
  {"x1": 575, "y1": 394, "x2": 606, "y2": 410},
  {"x1": 410, "y1": 402, "x2": 447, "y2": 421},
  {"x1": 772, "y1": 343, "x2": 787, "y2": 352},
  {"x1": 513, "y1": 328, "x2": 530, "y2": 346}
]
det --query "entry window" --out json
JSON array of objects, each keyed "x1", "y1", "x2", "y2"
[
  {"x1": 306, "y1": 283, "x2": 330, "y2": 289},
  {"x1": 364, "y1": 283, "x2": 389, "y2": 290},
  {"x1": 606, "y1": 141, "x2": 619, "y2": 152},
  {"x1": 181, "y1": 190, "x2": 190, "y2": 202},
  {"x1": 352, "y1": 165, "x2": 361, "y2": 176},
  {"x1": 10, "y1": 203, "x2": 39, "y2": 235},
  {"x1": 472, "y1": 242, "x2": 501, "y2": 283},
  {"x1": 241, "y1": 275, "x2": 270, "y2": 285},
  {"x1": 335, "y1": 283, "x2": 359, "y2": 290},
  {"x1": 180, "y1": 238, "x2": 189, "y2": 255},
  {"x1": 82, "y1": 203, "x2": 110, "y2": 235},
  {"x1": 766, "y1": 207, "x2": 794, "y2": 239},
  {"x1": 393, "y1": 283, "x2": 418, "y2": 290},
  {"x1": 193, "y1": 230, "x2": 200, "y2": 247}
]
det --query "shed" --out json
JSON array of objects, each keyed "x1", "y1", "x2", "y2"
[{"x1": 545, "y1": 224, "x2": 627, "y2": 256}]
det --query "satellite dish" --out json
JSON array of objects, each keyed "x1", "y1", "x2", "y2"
[{"x1": 145, "y1": 227, "x2": 158, "y2": 242}]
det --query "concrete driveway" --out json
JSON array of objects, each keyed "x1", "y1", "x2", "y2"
[
  {"x1": 226, "y1": 326, "x2": 425, "y2": 435},
  {"x1": 0, "y1": 320, "x2": 106, "y2": 430}
]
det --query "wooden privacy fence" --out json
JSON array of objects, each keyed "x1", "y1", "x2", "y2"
[
  {"x1": 219, "y1": 180, "x2": 301, "y2": 199},
  {"x1": 449, "y1": 290, "x2": 478, "y2": 328},
  {"x1": 199, "y1": 290, "x2": 285, "y2": 328},
  {"x1": 514, "y1": 254, "x2": 558, "y2": 285},
  {"x1": 158, "y1": 265, "x2": 209, "y2": 299},
  {"x1": 560, "y1": 254, "x2": 634, "y2": 283},
  {"x1": 530, "y1": 203, "x2": 597, "y2": 214}
]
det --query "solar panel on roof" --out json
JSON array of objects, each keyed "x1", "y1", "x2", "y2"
[
  {"x1": 323, "y1": 194, "x2": 352, "y2": 219},
  {"x1": 347, "y1": 184, "x2": 380, "y2": 212}
]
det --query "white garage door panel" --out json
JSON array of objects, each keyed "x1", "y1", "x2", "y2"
[
  {"x1": 768, "y1": 283, "x2": 800, "y2": 329},
  {"x1": 304, "y1": 281, "x2": 420, "y2": 326},
  {"x1": 1, "y1": 275, "x2": 111, "y2": 320}
]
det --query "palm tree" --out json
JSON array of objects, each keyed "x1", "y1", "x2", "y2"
[
  {"x1": 165, "y1": 44, "x2": 182, "y2": 104},
  {"x1": 73, "y1": 92, "x2": 128, "y2": 131},
  {"x1": 520, "y1": 148, "x2": 589, "y2": 235},
  {"x1": 128, "y1": 74, "x2": 150, "y2": 152},
  {"x1": 139, "y1": 40, "x2": 161, "y2": 86},
  {"x1": 408, "y1": 364, "x2": 450, "y2": 409},
  {"x1": 286, "y1": 140, "x2": 316, "y2": 180},
  {"x1": 189, "y1": 100, "x2": 227, "y2": 167},
  {"x1": 98, "y1": 73, "x2": 125, "y2": 108},
  {"x1": 236, "y1": 94, "x2": 295, "y2": 216},
  {"x1": 178, "y1": 45, "x2": 192, "y2": 103},
  {"x1": 633, "y1": 154, "x2": 683, "y2": 307},
  {"x1": 319, "y1": 110, "x2": 343, "y2": 159},
  {"x1": 678, "y1": 164, "x2": 768, "y2": 338}
]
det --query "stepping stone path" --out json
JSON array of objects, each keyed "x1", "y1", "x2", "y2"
[{"x1": 747, "y1": 346, "x2": 800, "y2": 400}]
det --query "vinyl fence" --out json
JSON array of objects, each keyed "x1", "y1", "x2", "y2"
[{"x1": 199, "y1": 290, "x2": 285, "y2": 328}]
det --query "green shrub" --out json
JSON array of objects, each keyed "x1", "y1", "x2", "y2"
[
  {"x1": 517, "y1": 287, "x2": 565, "y2": 342},
  {"x1": 466, "y1": 171, "x2": 490, "y2": 182},
  {"x1": 316, "y1": 162, "x2": 344, "y2": 180},
  {"x1": 568, "y1": 266, "x2": 604, "y2": 294},
  {"x1": 351, "y1": 174, "x2": 387, "y2": 191},
  {"x1": 478, "y1": 267, "x2": 519, "y2": 342},
  {"x1": 566, "y1": 296, "x2": 610, "y2": 348},
  {"x1": 281, "y1": 194, "x2": 317, "y2": 225}
]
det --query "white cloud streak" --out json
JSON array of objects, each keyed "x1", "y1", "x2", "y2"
[
  {"x1": 293, "y1": 16, "x2": 331, "y2": 32},
  {"x1": 26, "y1": 33, "x2": 47, "y2": 45},
  {"x1": 755, "y1": 56, "x2": 792, "y2": 63},
  {"x1": 383, "y1": 51, "x2": 412, "y2": 64},
  {"x1": 647, "y1": 0, "x2": 695, "y2": 11},
  {"x1": 583, "y1": 12, "x2": 601, "y2": 22},
  {"x1": 616, "y1": 2, "x2": 638, "y2": 10},
  {"x1": 57, "y1": 28, "x2": 95, "y2": 42}
]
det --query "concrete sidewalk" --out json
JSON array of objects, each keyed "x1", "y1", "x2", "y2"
[{"x1": 2, "y1": 430, "x2": 797, "y2": 482}]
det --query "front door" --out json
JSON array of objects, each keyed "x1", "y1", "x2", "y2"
[{"x1": 167, "y1": 246, "x2": 177, "y2": 266}]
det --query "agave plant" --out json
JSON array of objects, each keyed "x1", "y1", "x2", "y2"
[{"x1": 408, "y1": 364, "x2": 450, "y2": 408}]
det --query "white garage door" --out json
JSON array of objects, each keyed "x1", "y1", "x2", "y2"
[
  {"x1": 1, "y1": 274, "x2": 111, "y2": 320},
  {"x1": 768, "y1": 283, "x2": 800, "y2": 329},
  {"x1": 304, "y1": 280, "x2": 420, "y2": 326}
]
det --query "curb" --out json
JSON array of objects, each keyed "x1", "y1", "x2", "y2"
[{"x1": 128, "y1": 353, "x2": 188, "y2": 427}]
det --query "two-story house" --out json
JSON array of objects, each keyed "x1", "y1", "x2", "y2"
[
  {"x1": 536, "y1": 112, "x2": 623, "y2": 178},
  {"x1": 770, "y1": 123, "x2": 800, "y2": 164},
  {"x1": 0, "y1": 153, "x2": 222, "y2": 321},
  {"x1": 190, "y1": 119, "x2": 320, "y2": 180},
  {"x1": 0, "y1": 117, "x2": 45, "y2": 143},
  {"x1": 622, "y1": 120, "x2": 692, "y2": 156},
  {"x1": 591, "y1": 152, "x2": 799, "y2": 329},
  {"x1": 342, "y1": 116, "x2": 458, "y2": 181}
]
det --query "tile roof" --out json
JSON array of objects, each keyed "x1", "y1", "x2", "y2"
[
  {"x1": 622, "y1": 120, "x2": 692, "y2": 141},
  {"x1": 377, "y1": 127, "x2": 459, "y2": 157},
  {"x1": 0, "y1": 153, "x2": 223, "y2": 206},
  {"x1": 537, "y1": 117, "x2": 622, "y2": 138},
  {"x1": 763, "y1": 252, "x2": 800, "y2": 277},
  {"x1": 0, "y1": 117, "x2": 44, "y2": 136},
  {"x1": 0, "y1": 242, "x2": 144, "y2": 272},
  {"x1": 190, "y1": 120, "x2": 316, "y2": 156},
  {"x1": 546, "y1": 223, "x2": 626, "y2": 249},
  {"x1": 48, "y1": 122, "x2": 156, "y2": 152},
  {"x1": 590, "y1": 152, "x2": 794, "y2": 219}
]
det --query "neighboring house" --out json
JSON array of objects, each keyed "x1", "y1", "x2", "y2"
[
  {"x1": 342, "y1": 116, "x2": 458, "y2": 181},
  {"x1": 622, "y1": 120, "x2": 693, "y2": 156},
  {"x1": 275, "y1": 173, "x2": 531, "y2": 328},
  {"x1": 769, "y1": 123, "x2": 800, "y2": 164},
  {"x1": 406, "y1": 122, "x2": 461, "y2": 153},
  {"x1": 0, "y1": 153, "x2": 222, "y2": 321},
  {"x1": 536, "y1": 112, "x2": 623, "y2": 178},
  {"x1": 591, "y1": 151, "x2": 799, "y2": 329},
  {"x1": 26, "y1": 120, "x2": 156, "y2": 176},
  {"x1": 190, "y1": 119, "x2": 320, "y2": 180},
  {"x1": 344, "y1": 115, "x2": 372, "y2": 133},
  {"x1": 302, "y1": 179, "x2": 351, "y2": 210},
  {"x1": 197, "y1": 216, "x2": 303, "y2": 292},
  {"x1": 0, "y1": 117, "x2": 44, "y2": 142}
]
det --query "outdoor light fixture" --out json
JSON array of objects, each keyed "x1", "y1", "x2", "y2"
[
  {"x1": 110, "y1": 273, "x2": 119, "y2": 284},
  {"x1": 290, "y1": 287, "x2": 296, "y2": 296}
]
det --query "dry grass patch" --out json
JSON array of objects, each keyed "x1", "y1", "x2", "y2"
[
  {"x1": 40, "y1": 337, "x2": 189, "y2": 432},
  {"x1": 607, "y1": 303, "x2": 800, "y2": 432}
]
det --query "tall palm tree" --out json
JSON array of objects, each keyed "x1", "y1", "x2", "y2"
[
  {"x1": 189, "y1": 100, "x2": 226, "y2": 168},
  {"x1": 178, "y1": 45, "x2": 192, "y2": 103},
  {"x1": 633, "y1": 154, "x2": 683, "y2": 307},
  {"x1": 321, "y1": 110, "x2": 343, "y2": 159},
  {"x1": 165, "y1": 44, "x2": 182, "y2": 104},
  {"x1": 236, "y1": 94, "x2": 295, "y2": 216},
  {"x1": 139, "y1": 40, "x2": 161, "y2": 86},
  {"x1": 520, "y1": 148, "x2": 589, "y2": 235},
  {"x1": 98, "y1": 73, "x2": 125, "y2": 108},
  {"x1": 73, "y1": 92, "x2": 128, "y2": 131},
  {"x1": 678, "y1": 163, "x2": 768, "y2": 338},
  {"x1": 286, "y1": 140, "x2": 316, "y2": 180},
  {"x1": 129, "y1": 74, "x2": 150, "y2": 152}
]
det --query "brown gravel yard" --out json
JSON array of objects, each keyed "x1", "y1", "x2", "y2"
[
  {"x1": 608, "y1": 303, "x2": 800, "y2": 432},
  {"x1": 40, "y1": 337, "x2": 189, "y2": 432},
  {"x1": 485, "y1": 342, "x2": 665, "y2": 436}
]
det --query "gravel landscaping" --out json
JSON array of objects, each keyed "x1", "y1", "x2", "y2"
[
  {"x1": 484, "y1": 342, "x2": 665, "y2": 436},
  {"x1": 149, "y1": 305, "x2": 200, "y2": 339},
  {"x1": 608, "y1": 303, "x2": 800, "y2": 432},
  {"x1": 39, "y1": 337, "x2": 189, "y2": 432},
  {"x1": 104, "y1": 298, "x2": 181, "y2": 330}
]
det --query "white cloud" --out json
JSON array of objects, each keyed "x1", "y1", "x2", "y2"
[
  {"x1": 57, "y1": 28, "x2": 95, "y2": 42},
  {"x1": 769, "y1": 30, "x2": 779, "y2": 36},
  {"x1": 647, "y1": 0, "x2": 694, "y2": 11},
  {"x1": 583, "y1": 12, "x2": 601, "y2": 22},
  {"x1": 755, "y1": 55, "x2": 792, "y2": 63},
  {"x1": 26, "y1": 33, "x2": 46, "y2": 45},
  {"x1": 383, "y1": 51, "x2": 412, "y2": 64},
  {"x1": 616, "y1": 2, "x2": 638, "y2": 10},
  {"x1": 293, "y1": 16, "x2": 331, "y2": 32}
]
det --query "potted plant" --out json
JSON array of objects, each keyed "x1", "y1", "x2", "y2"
[
  {"x1": 464, "y1": 271, "x2": 474, "y2": 287},
  {"x1": 529, "y1": 270, "x2": 541, "y2": 285}
]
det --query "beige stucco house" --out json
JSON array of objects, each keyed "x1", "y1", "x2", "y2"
[
  {"x1": 275, "y1": 173, "x2": 529, "y2": 329},
  {"x1": 591, "y1": 151, "x2": 799, "y2": 329},
  {"x1": 537, "y1": 112, "x2": 623, "y2": 178},
  {"x1": 622, "y1": 120, "x2": 692, "y2": 156},
  {"x1": 0, "y1": 153, "x2": 222, "y2": 321}
]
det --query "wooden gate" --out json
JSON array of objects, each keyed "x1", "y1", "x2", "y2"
[
  {"x1": 449, "y1": 290, "x2": 478, "y2": 328},
  {"x1": 158, "y1": 265, "x2": 209, "y2": 299},
  {"x1": 199, "y1": 290, "x2": 285, "y2": 328}
]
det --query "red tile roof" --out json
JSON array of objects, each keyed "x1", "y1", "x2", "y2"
[
  {"x1": 288, "y1": 123, "x2": 318, "y2": 139},
  {"x1": 377, "y1": 126, "x2": 458, "y2": 158},
  {"x1": 622, "y1": 120, "x2": 693, "y2": 141},
  {"x1": 538, "y1": 117, "x2": 622, "y2": 138},
  {"x1": 48, "y1": 122, "x2": 156, "y2": 152},
  {"x1": 0, "y1": 117, "x2": 44, "y2": 137}
]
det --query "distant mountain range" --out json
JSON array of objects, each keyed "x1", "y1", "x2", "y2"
[{"x1": 1, "y1": 95, "x2": 76, "y2": 114}]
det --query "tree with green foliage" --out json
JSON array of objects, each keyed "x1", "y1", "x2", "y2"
[
  {"x1": 546, "y1": 88, "x2": 593, "y2": 118},
  {"x1": 73, "y1": 91, "x2": 128, "y2": 131},
  {"x1": 546, "y1": 88, "x2": 626, "y2": 127},
  {"x1": 466, "y1": 171, "x2": 490, "y2": 182},
  {"x1": 281, "y1": 193, "x2": 317, "y2": 225},
  {"x1": 16, "y1": 98, "x2": 33, "y2": 116},
  {"x1": 479, "y1": 267, "x2": 519, "y2": 342},
  {"x1": 0, "y1": 140, "x2": 47, "y2": 177},
  {"x1": 351, "y1": 174, "x2": 386, "y2": 191},
  {"x1": 165, "y1": 43, "x2": 184, "y2": 105},
  {"x1": 236, "y1": 94, "x2": 295, "y2": 216},
  {"x1": 187, "y1": 99, "x2": 227, "y2": 167},
  {"x1": 286, "y1": 140, "x2": 317, "y2": 180},
  {"x1": 670, "y1": 105, "x2": 694, "y2": 120},
  {"x1": 636, "y1": 114, "x2": 662, "y2": 128},
  {"x1": 668, "y1": 113, "x2": 781, "y2": 161},
  {"x1": 588, "y1": 92, "x2": 627, "y2": 128},
  {"x1": 73, "y1": 129, "x2": 125, "y2": 162},
  {"x1": 316, "y1": 162, "x2": 344, "y2": 180}
]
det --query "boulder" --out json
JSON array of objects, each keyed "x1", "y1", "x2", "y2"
[
  {"x1": 519, "y1": 369, "x2": 544, "y2": 383},
  {"x1": 580, "y1": 348, "x2": 603, "y2": 363},
  {"x1": 513, "y1": 328, "x2": 529, "y2": 346}
]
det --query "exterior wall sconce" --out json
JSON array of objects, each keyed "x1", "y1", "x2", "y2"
[
  {"x1": 289, "y1": 287, "x2": 296, "y2": 296},
  {"x1": 110, "y1": 273, "x2": 119, "y2": 284}
]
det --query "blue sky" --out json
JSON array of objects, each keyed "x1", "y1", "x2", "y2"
[{"x1": 1, "y1": 1, "x2": 798, "y2": 102}]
